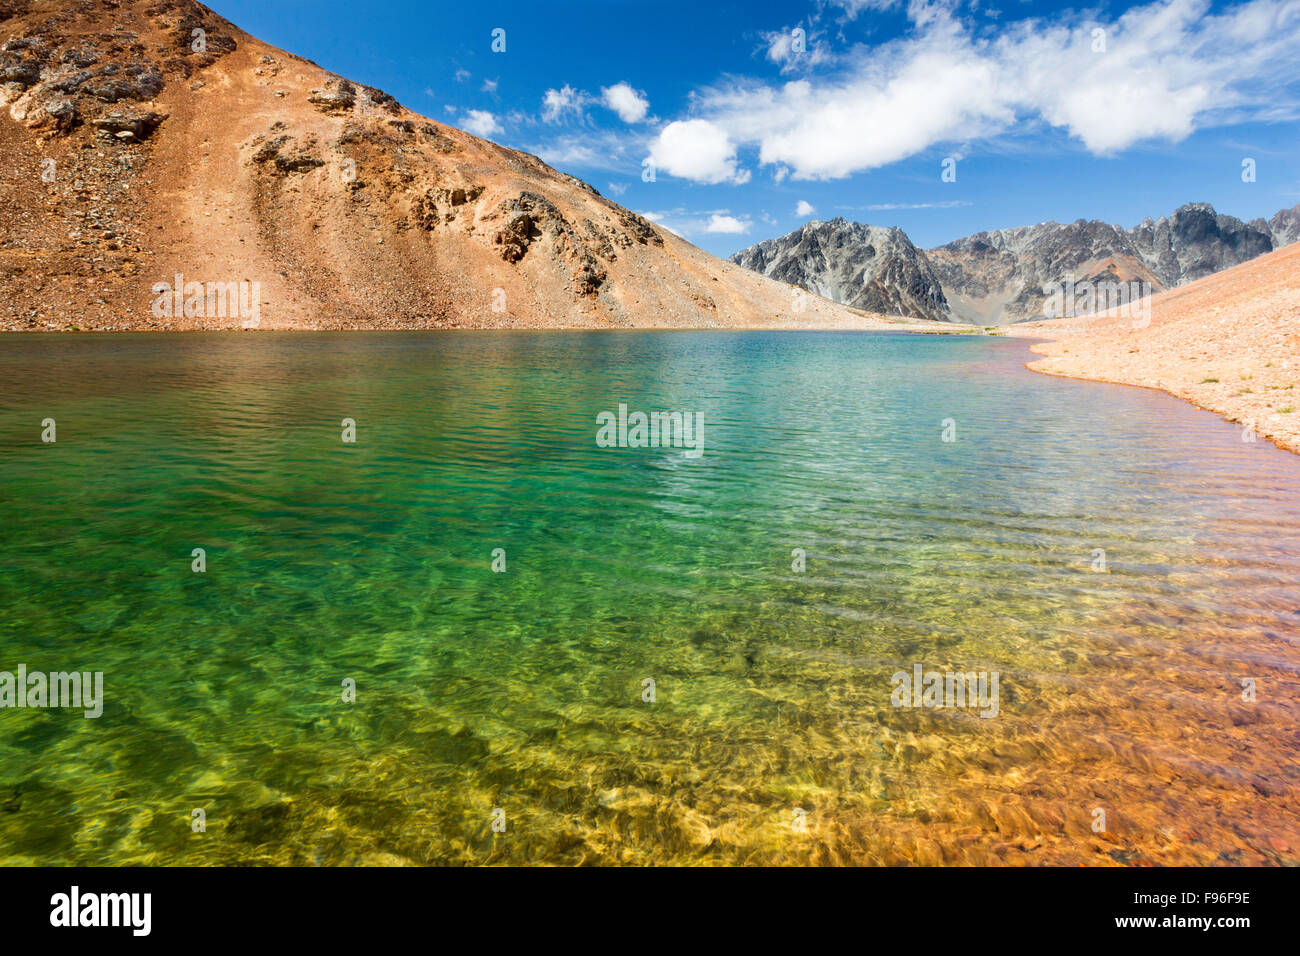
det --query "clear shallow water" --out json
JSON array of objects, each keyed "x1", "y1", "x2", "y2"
[{"x1": 1, "y1": 330, "x2": 1298, "y2": 865}]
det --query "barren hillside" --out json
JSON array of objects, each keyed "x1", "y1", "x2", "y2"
[
  {"x1": 0, "y1": 0, "x2": 948, "y2": 331},
  {"x1": 1011, "y1": 242, "x2": 1300, "y2": 454}
]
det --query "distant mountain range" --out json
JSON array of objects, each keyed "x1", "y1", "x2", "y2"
[{"x1": 731, "y1": 202, "x2": 1300, "y2": 324}]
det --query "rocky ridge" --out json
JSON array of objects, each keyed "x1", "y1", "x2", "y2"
[
  {"x1": 733, "y1": 201, "x2": 1299, "y2": 325},
  {"x1": 1, "y1": 0, "x2": 934, "y2": 332},
  {"x1": 729, "y1": 219, "x2": 950, "y2": 321}
]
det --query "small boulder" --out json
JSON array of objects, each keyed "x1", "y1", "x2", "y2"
[
  {"x1": 91, "y1": 109, "x2": 167, "y2": 139},
  {"x1": 60, "y1": 46, "x2": 101, "y2": 69},
  {"x1": 273, "y1": 153, "x2": 324, "y2": 174},
  {"x1": 49, "y1": 69, "x2": 92, "y2": 94},
  {"x1": 24, "y1": 94, "x2": 78, "y2": 132},
  {"x1": 0, "y1": 59, "x2": 40, "y2": 87},
  {"x1": 308, "y1": 77, "x2": 355, "y2": 113},
  {"x1": 307, "y1": 87, "x2": 354, "y2": 112}
]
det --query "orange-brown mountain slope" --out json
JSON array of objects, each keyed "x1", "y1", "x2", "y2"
[{"x1": 0, "y1": 0, "x2": 959, "y2": 332}]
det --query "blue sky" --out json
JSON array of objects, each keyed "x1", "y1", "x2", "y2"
[{"x1": 206, "y1": 0, "x2": 1300, "y2": 256}]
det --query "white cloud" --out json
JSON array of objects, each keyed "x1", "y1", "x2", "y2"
[
  {"x1": 795, "y1": 200, "x2": 816, "y2": 217},
  {"x1": 639, "y1": 210, "x2": 685, "y2": 237},
  {"x1": 607, "y1": 182, "x2": 628, "y2": 196},
  {"x1": 542, "y1": 85, "x2": 586, "y2": 123},
  {"x1": 704, "y1": 22, "x2": 1013, "y2": 180},
  {"x1": 830, "y1": 0, "x2": 902, "y2": 19},
  {"x1": 765, "y1": 29, "x2": 797, "y2": 64},
  {"x1": 763, "y1": 26, "x2": 836, "y2": 73},
  {"x1": 531, "y1": 128, "x2": 647, "y2": 173},
  {"x1": 851, "y1": 200, "x2": 973, "y2": 210},
  {"x1": 460, "y1": 110, "x2": 503, "y2": 138},
  {"x1": 602, "y1": 82, "x2": 650, "y2": 123},
  {"x1": 647, "y1": 119, "x2": 751, "y2": 185},
  {"x1": 453, "y1": 68, "x2": 471, "y2": 83},
  {"x1": 657, "y1": 0, "x2": 1300, "y2": 181},
  {"x1": 705, "y1": 214, "x2": 752, "y2": 234},
  {"x1": 481, "y1": 78, "x2": 499, "y2": 94},
  {"x1": 639, "y1": 208, "x2": 753, "y2": 237}
]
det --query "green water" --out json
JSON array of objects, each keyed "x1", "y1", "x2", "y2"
[{"x1": 1, "y1": 331, "x2": 1298, "y2": 865}]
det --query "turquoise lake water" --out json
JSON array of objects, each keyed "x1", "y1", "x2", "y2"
[{"x1": 1, "y1": 331, "x2": 1298, "y2": 865}]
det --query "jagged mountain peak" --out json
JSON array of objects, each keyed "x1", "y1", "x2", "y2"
[
  {"x1": 734, "y1": 200, "x2": 1298, "y2": 325},
  {"x1": 732, "y1": 216, "x2": 950, "y2": 321}
]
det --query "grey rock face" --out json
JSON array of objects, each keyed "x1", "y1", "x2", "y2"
[
  {"x1": 930, "y1": 219, "x2": 1150, "y2": 323},
  {"x1": 732, "y1": 202, "x2": 1299, "y2": 324},
  {"x1": 1251, "y1": 205, "x2": 1300, "y2": 248},
  {"x1": 0, "y1": 56, "x2": 40, "y2": 86},
  {"x1": 1128, "y1": 202, "x2": 1274, "y2": 286},
  {"x1": 730, "y1": 218, "x2": 950, "y2": 321}
]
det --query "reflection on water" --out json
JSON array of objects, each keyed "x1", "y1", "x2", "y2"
[{"x1": 0, "y1": 331, "x2": 1297, "y2": 865}]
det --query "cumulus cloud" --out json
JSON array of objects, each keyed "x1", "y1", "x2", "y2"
[
  {"x1": 705, "y1": 214, "x2": 752, "y2": 234},
  {"x1": 795, "y1": 200, "x2": 816, "y2": 217},
  {"x1": 654, "y1": 0, "x2": 1300, "y2": 181},
  {"x1": 639, "y1": 208, "x2": 751, "y2": 237},
  {"x1": 542, "y1": 85, "x2": 586, "y2": 123},
  {"x1": 460, "y1": 110, "x2": 503, "y2": 138},
  {"x1": 602, "y1": 82, "x2": 650, "y2": 123},
  {"x1": 647, "y1": 119, "x2": 752, "y2": 185}
]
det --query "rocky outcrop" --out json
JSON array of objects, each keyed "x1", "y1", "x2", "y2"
[
  {"x1": 1128, "y1": 203, "x2": 1274, "y2": 286},
  {"x1": 1251, "y1": 205, "x2": 1300, "y2": 248},
  {"x1": 412, "y1": 183, "x2": 485, "y2": 229},
  {"x1": 488, "y1": 192, "x2": 608, "y2": 295},
  {"x1": 251, "y1": 133, "x2": 324, "y2": 174},
  {"x1": 91, "y1": 108, "x2": 167, "y2": 139},
  {"x1": 0, "y1": 0, "x2": 238, "y2": 145},
  {"x1": 619, "y1": 210, "x2": 663, "y2": 247},
  {"x1": 82, "y1": 64, "x2": 165, "y2": 103},
  {"x1": 307, "y1": 78, "x2": 354, "y2": 113},
  {"x1": 731, "y1": 218, "x2": 950, "y2": 320}
]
